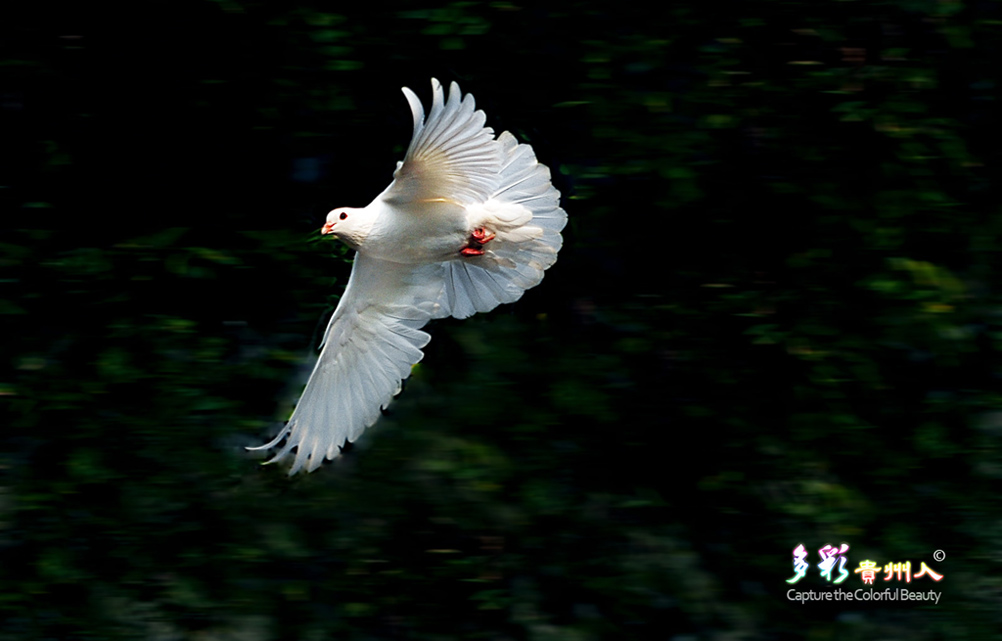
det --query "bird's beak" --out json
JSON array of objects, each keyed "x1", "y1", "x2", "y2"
[{"x1": 321, "y1": 221, "x2": 335, "y2": 235}]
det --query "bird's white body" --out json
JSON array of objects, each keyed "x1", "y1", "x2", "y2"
[
  {"x1": 358, "y1": 198, "x2": 470, "y2": 264},
  {"x1": 250, "y1": 79, "x2": 567, "y2": 474}
]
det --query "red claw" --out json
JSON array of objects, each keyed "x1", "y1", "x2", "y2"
[
  {"x1": 471, "y1": 228, "x2": 496, "y2": 244},
  {"x1": 461, "y1": 227, "x2": 495, "y2": 257}
]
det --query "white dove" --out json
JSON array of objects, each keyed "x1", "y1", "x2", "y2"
[{"x1": 249, "y1": 78, "x2": 567, "y2": 474}]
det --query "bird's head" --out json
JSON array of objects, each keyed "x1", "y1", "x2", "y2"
[{"x1": 321, "y1": 207, "x2": 372, "y2": 249}]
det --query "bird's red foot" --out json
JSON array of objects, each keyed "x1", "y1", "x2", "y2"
[
  {"x1": 471, "y1": 228, "x2": 495, "y2": 244},
  {"x1": 460, "y1": 227, "x2": 495, "y2": 257}
]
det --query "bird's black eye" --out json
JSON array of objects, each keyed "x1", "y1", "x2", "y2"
[{"x1": 339, "y1": 212, "x2": 347, "y2": 220}]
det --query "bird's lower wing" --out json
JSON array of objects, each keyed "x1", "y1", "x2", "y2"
[{"x1": 249, "y1": 254, "x2": 446, "y2": 474}]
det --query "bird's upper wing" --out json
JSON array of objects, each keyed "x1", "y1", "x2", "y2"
[
  {"x1": 249, "y1": 254, "x2": 448, "y2": 474},
  {"x1": 381, "y1": 78, "x2": 503, "y2": 207}
]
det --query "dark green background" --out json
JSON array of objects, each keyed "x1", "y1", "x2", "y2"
[{"x1": 3, "y1": 1, "x2": 1000, "y2": 639}]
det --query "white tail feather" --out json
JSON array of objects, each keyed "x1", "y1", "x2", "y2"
[{"x1": 441, "y1": 131, "x2": 566, "y2": 319}]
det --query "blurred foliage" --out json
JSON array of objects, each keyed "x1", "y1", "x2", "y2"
[{"x1": 2, "y1": 0, "x2": 1002, "y2": 639}]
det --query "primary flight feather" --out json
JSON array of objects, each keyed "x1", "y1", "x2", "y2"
[{"x1": 249, "y1": 78, "x2": 567, "y2": 474}]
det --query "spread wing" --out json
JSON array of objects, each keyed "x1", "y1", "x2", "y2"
[
  {"x1": 249, "y1": 254, "x2": 448, "y2": 474},
  {"x1": 382, "y1": 78, "x2": 503, "y2": 207}
]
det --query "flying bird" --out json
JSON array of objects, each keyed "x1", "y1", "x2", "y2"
[{"x1": 249, "y1": 78, "x2": 567, "y2": 474}]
